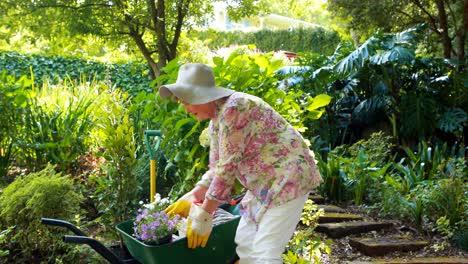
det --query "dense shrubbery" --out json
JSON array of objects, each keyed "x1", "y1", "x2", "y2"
[
  {"x1": 0, "y1": 51, "x2": 152, "y2": 96},
  {"x1": 0, "y1": 165, "x2": 86, "y2": 262},
  {"x1": 193, "y1": 27, "x2": 341, "y2": 55}
]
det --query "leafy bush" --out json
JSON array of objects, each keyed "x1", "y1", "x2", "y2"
[
  {"x1": 0, "y1": 72, "x2": 34, "y2": 180},
  {"x1": 88, "y1": 88, "x2": 139, "y2": 230},
  {"x1": 425, "y1": 157, "x2": 467, "y2": 225},
  {"x1": 0, "y1": 164, "x2": 84, "y2": 262},
  {"x1": 0, "y1": 51, "x2": 152, "y2": 96},
  {"x1": 317, "y1": 154, "x2": 349, "y2": 203},
  {"x1": 394, "y1": 141, "x2": 448, "y2": 193},
  {"x1": 293, "y1": 25, "x2": 466, "y2": 148},
  {"x1": 320, "y1": 132, "x2": 394, "y2": 205}
]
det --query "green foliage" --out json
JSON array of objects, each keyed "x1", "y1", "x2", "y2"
[
  {"x1": 437, "y1": 108, "x2": 467, "y2": 133},
  {"x1": 320, "y1": 132, "x2": 394, "y2": 205},
  {"x1": 0, "y1": 72, "x2": 33, "y2": 180},
  {"x1": 317, "y1": 154, "x2": 348, "y2": 203},
  {"x1": 378, "y1": 174, "x2": 407, "y2": 218},
  {"x1": 0, "y1": 226, "x2": 12, "y2": 257},
  {"x1": 395, "y1": 141, "x2": 447, "y2": 192},
  {"x1": 399, "y1": 92, "x2": 439, "y2": 140},
  {"x1": 296, "y1": 24, "x2": 466, "y2": 148},
  {"x1": 1, "y1": 0, "x2": 267, "y2": 77},
  {"x1": 344, "y1": 149, "x2": 392, "y2": 205},
  {"x1": 300, "y1": 199, "x2": 324, "y2": 226},
  {"x1": 14, "y1": 79, "x2": 95, "y2": 172},
  {"x1": 212, "y1": 49, "x2": 331, "y2": 134},
  {"x1": 0, "y1": 51, "x2": 152, "y2": 96},
  {"x1": 88, "y1": 89, "x2": 138, "y2": 229},
  {"x1": 388, "y1": 149, "x2": 466, "y2": 232},
  {"x1": 0, "y1": 27, "x2": 139, "y2": 63},
  {"x1": 432, "y1": 216, "x2": 455, "y2": 251},
  {"x1": 335, "y1": 131, "x2": 394, "y2": 165},
  {"x1": 194, "y1": 27, "x2": 341, "y2": 55},
  {"x1": 453, "y1": 229, "x2": 468, "y2": 251},
  {"x1": 266, "y1": 0, "x2": 334, "y2": 27},
  {"x1": 424, "y1": 157, "x2": 467, "y2": 226},
  {"x1": 0, "y1": 164, "x2": 83, "y2": 262},
  {"x1": 399, "y1": 193, "x2": 425, "y2": 231},
  {"x1": 327, "y1": 0, "x2": 467, "y2": 67}
]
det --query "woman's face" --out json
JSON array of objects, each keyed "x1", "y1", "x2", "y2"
[{"x1": 179, "y1": 99, "x2": 216, "y2": 121}]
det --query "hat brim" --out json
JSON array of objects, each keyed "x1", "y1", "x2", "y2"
[{"x1": 159, "y1": 83, "x2": 234, "y2": 105}]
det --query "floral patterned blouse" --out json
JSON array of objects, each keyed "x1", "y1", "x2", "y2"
[{"x1": 197, "y1": 92, "x2": 322, "y2": 224}]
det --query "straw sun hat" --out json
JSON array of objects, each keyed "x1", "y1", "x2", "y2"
[{"x1": 158, "y1": 63, "x2": 234, "y2": 105}]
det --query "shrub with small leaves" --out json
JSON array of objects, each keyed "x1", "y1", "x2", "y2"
[{"x1": 0, "y1": 164, "x2": 83, "y2": 262}]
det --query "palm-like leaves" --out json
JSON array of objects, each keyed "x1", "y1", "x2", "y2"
[
  {"x1": 333, "y1": 25, "x2": 421, "y2": 77},
  {"x1": 437, "y1": 108, "x2": 467, "y2": 133},
  {"x1": 334, "y1": 36, "x2": 378, "y2": 77}
]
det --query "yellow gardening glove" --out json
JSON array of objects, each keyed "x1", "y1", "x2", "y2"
[
  {"x1": 165, "y1": 186, "x2": 208, "y2": 217},
  {"x1": 164, "y1": 199, "x2": 192, "y2": 218},
  {"x1": 186, "y1": 203, "x2": 213, "y2": 249}
]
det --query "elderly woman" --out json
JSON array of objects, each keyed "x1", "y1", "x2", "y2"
[{"x1": 161, "y1": 63, "x2": 321, "y2": 264}]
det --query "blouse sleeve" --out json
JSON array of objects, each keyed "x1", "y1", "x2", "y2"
[{"x1": 205, "y1": 99, "x2": 251, "y2": 203}]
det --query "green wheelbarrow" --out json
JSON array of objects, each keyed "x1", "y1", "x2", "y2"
[{"x1": 42, "y1": 202, "x2": 241, "y2": 264}]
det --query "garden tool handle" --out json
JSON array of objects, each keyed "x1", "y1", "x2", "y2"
[
  {"x1": 143, "y1": 130, "x2": 162, "y2": 160},
  {"x1": 230, "y1": 193, "x2": 245, "y2": 206},
  {"x1": 144, "y1": 129, "x2": 162, "y2": 202},
  {"x1": 41, "y1": 217, "x2": 87, "y2": 236},
  {"x1": 64, "y1": 235, "x2": 125, "y2": 264}
]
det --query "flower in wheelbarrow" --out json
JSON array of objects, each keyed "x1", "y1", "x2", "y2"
[{"x1": 133, "y1": 195, "x2": 180, "y2": 244}]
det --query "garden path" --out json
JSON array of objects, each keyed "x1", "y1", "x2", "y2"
[{"x1": 308, "y1": 194, "x2": 468, "y2": 264}]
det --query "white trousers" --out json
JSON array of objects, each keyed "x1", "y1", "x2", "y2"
[{"x1": 234, "y1": 193, "x2": 309, "y2": 264}]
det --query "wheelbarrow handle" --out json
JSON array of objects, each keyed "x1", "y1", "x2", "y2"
[
  {"x1": 64, "y1": 235, "x2": 125, "y2": 264},
  {"x1": 41, "y1": 218, "x2": 87, "y2": 237}
]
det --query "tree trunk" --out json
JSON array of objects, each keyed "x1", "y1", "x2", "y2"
[
  {"x1": 435, "y1": 0, "x2": 452, "y2": 59},
  {"x1": 129, "y1": 29, "x2": 160, "y2": 79},
  {"x1": 459, "y1": 0, "x2": 468, "y2": 69}
]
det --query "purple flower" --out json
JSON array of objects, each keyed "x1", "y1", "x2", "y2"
[
  {"x1": 133, "y1": 200, "x2": 180, "y2": 243},
  {"x1": 136, "y1": 214, "x2": 143, "y2": 222}
]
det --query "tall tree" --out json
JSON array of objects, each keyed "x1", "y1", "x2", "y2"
[
  {"x1": 1, "y1": 0, "x2": 264, "y2": 78},
  {"x1": 327, "y1": 0, "x2": 468, "y2": 69}
]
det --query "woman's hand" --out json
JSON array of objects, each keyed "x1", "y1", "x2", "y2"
[
  {"x1": 164, "y1": 185, "x2": 208, "y2": 217},
  {"x1": 190, "y1": 184, "x2": 208, "y2": 202}
]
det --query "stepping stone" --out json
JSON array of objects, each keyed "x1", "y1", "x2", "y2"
[
  {"x1": 316, "y1": 221, "x2": 393, "y2": 238},
  {"x1": 349, "y1": 236, "x2": 429, "y2": 256},
  {"x1": 309, "y1": 193, "x2": 325, "y2": 204},
  {"x1": 318, "y1": 212, "x2": 362, "y2": 223},
  {"x1": 318, "y1": 204, "x2": 346, "y2": 213},
  {"x1": 346, "y1": 257, "x2": 468, "y2": 264}
]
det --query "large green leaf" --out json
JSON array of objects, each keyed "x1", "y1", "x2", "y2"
[
  {"x1": 437, "y1": 108, "x2": 467, "y2": 133},
  {"x1": 307, "y1": 94, "x2": 332, "y2": 111},
  {"x1": 334, "y1": 37, "x2": 377, "y2": 76},
  {"x1": 370, "y1": 46, "x2": 415, "y2": 65}
]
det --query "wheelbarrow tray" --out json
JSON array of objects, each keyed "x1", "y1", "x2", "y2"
[{"x1": 116, "y1": 210, "x2": 240, "y2": 264}]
